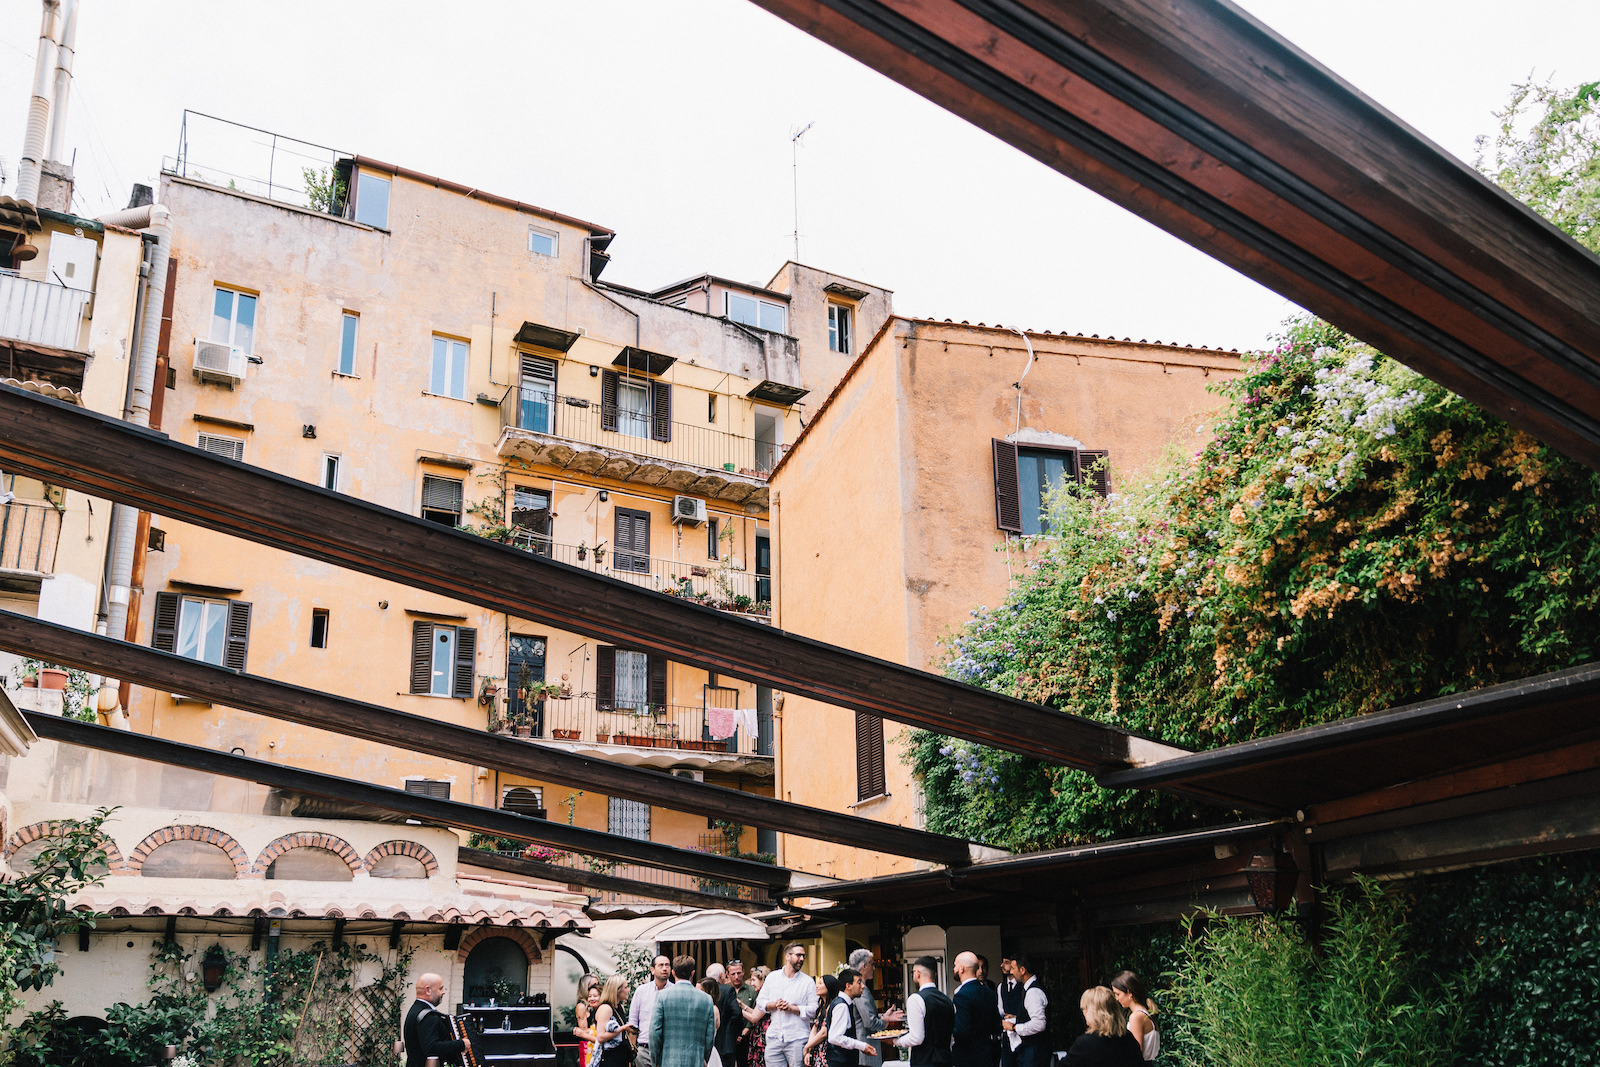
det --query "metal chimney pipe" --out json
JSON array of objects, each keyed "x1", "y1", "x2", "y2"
[
  {"x1": 45, "y1": 0, "x2": 78, "y2": 166},
  {"x1": 14, "y1": 0, "x2": 61, "y2": 205}
]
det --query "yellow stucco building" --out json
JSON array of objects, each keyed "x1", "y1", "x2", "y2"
[
  {"x1": 769, "y1": 317, "x2": 1241, "y2": 882},
  {"x1": 121, "y1": 150, "x2": 892, "y2": 872}
]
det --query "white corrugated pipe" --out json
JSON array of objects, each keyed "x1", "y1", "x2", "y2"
[
  {"x1": 14, "y1": 0, "x2": 61, "y2": 205},
  {"x1": 45, "y1": 0, "x2": 77, "y2": 166},
  {"x1": 96, "y1": 201, "x2": 170, "y2": 718}
]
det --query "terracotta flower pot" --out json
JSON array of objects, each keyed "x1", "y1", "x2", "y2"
[
  {"x1": 515, "y1": 725, "x2": 532, "y2": 738},
  {"x1": 552, "y1": 728, "x2": 580, "y2": 741},
  {"x1": 39, "y1": 668, "x2": 69, "y2": 691}
]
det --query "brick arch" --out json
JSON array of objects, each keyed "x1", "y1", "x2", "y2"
[
  {"x1": 457, "y1": 925, "x2": 543, "y2": 965},
  {"x1": 126, "y1": 824, "x2": 251, "y2": 878},
  {"x1": 364, "y1": 839, "x2": 439, "y2": 877},
  {"x1": 6, "y1": 820, "x2": 127, "y2": 873},
  {"x1": 252, "y1": 831, "x2": 364, "y2": 877}
]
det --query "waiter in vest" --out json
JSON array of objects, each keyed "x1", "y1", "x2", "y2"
[
  {"x1": 998, "y1": 955, "x2": 1046, "y2": 1067},
  {"x1": 895, "y1": 957, "x2": 954, "y2": 1067},
  {"x1": 826, "y1": 968, "x2": 878, "y2": 1067},
  {"x1": 951, "y1": 952, "x2": 1000, "y2": 1067}
]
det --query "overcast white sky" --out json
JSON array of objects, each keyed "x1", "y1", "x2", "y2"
[{"x1": 2, "y1": 1, "x2": 1596, "y2": 352}]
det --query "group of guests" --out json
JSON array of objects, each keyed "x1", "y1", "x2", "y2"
[{"x1": 567, "y1": 946, "x2": 1160, "y2": 1067}]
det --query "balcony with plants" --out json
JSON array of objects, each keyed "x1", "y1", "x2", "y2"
[
  {"x1": 496, "y1": 384, "x2": 781, "y2": 508},
  {"x1": 481, "y1": 674, "x2": 772, "y2": 774}
]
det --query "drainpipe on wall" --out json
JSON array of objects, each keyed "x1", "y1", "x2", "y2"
[
  {"x1": 93, "y1": 201, "x2": 171, "y2": 724},
  {"x1": 14, "y1": 0, "x2": 61, "y2": 205},
  {"x1": 44, "y1": 0, "x2": 76, "y2": 166}
]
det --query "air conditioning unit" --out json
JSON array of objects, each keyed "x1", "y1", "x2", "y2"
[
  {"x1": 672, "y1": 495, "x2": 707, "y2": 525},
  {"x1": 673, "y1": 769, "x2": 705, "y2": 782},
  {"x1": 193, "y1": 338, "x2": 247, "y2": 385}
]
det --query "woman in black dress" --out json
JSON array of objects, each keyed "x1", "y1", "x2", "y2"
[{"x1": 1059, "y1": 987, "x2": 1143, "y2": 1067}]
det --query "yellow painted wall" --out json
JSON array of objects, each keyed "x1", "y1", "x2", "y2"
[
  {"x1": 767, "y1": 319, "x2": 911, "y2": 879},
  {"x1": 771, "y1": 319, "x2": 1241, "y2": 880},
  {"x1": 124, "y1": 172, "x2": 803, "y2": 851}
]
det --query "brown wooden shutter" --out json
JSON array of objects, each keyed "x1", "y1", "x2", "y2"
[
  {"x1": 647, "y1": 654, "x2": 668, "y2": 712},
  {"x1": 1079, "y1": 450, "x2": 1111, "y2": 497},
  {"x1": 992, "y1": 439, "x2": 1022, "y2": 533},
  {"x1": 152, "y1": 592, "x2": 181, "y2": 653},
  {"x1": 224, "y1": 600, "x2": 252, "y2": 672},
  {"x1": 409, "y1": 621, "x2": 434, "y2": 694},
  {"x1": 454, "y1": 626, "x2": 476, "y2": 698},
  {"x1": 650, "y1": 381, "x2": 672, "y2": 442},
  {"x1": 855, "y1": 712, "x2": 886, "y2": 800},
  {"x1": 595, "y1": 646, "x2": 616, "y2": 710},
  {"x1": 600, "y1": 370, "x2": 620, "y2": 431}
]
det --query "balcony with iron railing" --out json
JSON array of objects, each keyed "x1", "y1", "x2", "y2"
[
  {"x1": 0, "y1": 270, "x2": 90, "y2": 352},
  {"x1": 496, "y1": 387, "x2": 782, "y2": 507},
  {"x1": 507, "y1": 533, "x2": 772, "y2": 616},
  {"x1": 0, "y1": 499, "x2": 63, "y2": 589},
  {"x1": 492, "y1": 694, "x2": 773, "y2": 774}
]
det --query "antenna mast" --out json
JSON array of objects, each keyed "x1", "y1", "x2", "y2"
[{"x1": 790, "y1": 121, "x2": 814, "y2": 262}]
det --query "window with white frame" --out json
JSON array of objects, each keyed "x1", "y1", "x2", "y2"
[
  {"x1": 197, "y1": 432, "x2": 245, "y2": 462},
  {"x1": 828, "y1": 304, "x2": 852, "y2": 353},
  {"x1": 408, "y1": 620, "x2": 477, "y2": 698},
  {"x1": 211, "y1": 287, "x2": 257, "y2": 353},
  {"x1": 726, "y1": 292, "x2": 787, "y2": 333},
  {"x1": 321, "y1": 454, "x2": 341, "y2": 491},
  {"x1": 354, "y1": 171, "x2": 391, "y2": 229},
  {"x1": 338, "y1": 312, "x2": 359, "y2": 375},
  {"x1": 528, "y1": 226, "x2": 558, "y2": 257},
  {"x1": 617, "y1": 377, "x2": 649, "y2": 438},
  {"x1": 430, "y1": 335, "x2": 469, "y2": 399},
  {"x1": 176, "y1": 597, "x2": 230, "y2": 665}
]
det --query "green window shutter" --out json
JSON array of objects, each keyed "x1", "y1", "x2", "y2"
[
  {"x1": 224, "y1": 600, "x2": 252, "y2": 672},
  {"x1": 151, "y1": 592, "x2": 181, "y2": 653},
  {"x1": 453, "y1": 626, "x2": 477, "y2": 699},
  {"x1": 409, "y1": 621, "x2": 434, "y2": 694}
]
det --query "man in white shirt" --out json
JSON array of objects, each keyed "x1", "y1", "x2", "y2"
[
  {"x1": 756, "y1": 942, "x2": 818, "y2": 1067},
  {"x1": 825, "y1": 967, "x2": 878, "y2": 1067},
  {"x1": 631, "y1": 954, "x2": 673, "y2": 1067},
  {"x1": 998, "y1": 956, "x2": 1046, "y2": 1067},
  {"x1": 894, "y1": 956, "x2": 953, "y2": 1066}
]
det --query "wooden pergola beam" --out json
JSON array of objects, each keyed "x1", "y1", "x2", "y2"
[
  {"x1": 24, "y1": 712, "x2": 791, "y2": 889},
  {"x1": 747, "y1": 0, "x2": 1600, "y2": 469},
  {"x1": 458, "y1": 849, "x2": 778, "y2": 913},
  {"x1": 0, "y1": 388, "x2": 1167, "y2": 774},
  {"x1": 0, "y1": 610, "x2": 969, "y2": 865}
]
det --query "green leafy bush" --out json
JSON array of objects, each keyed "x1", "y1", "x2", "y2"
[
  {"x1": 1165, "y1": 878, "x2": 1488, "y2": 1067},
  {"x1": 1409, "y1": 851, "x2": 1600, "y2": 1066},
  {"x1": 912, "y1": 319, "x2": 1600, "y2": 846}
]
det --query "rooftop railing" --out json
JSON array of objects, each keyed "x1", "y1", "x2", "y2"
[{"x1": 499, "y1": 386, "x2": 783, "y2": 477}]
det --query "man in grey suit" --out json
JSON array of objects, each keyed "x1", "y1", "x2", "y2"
[{"x1": 650, "y1": 955, "x2": 717, "y2": 1067}]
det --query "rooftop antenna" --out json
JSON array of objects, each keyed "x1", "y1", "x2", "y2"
[{"x1": 790, "y1": 121, "x2": 814, "y2": 263}]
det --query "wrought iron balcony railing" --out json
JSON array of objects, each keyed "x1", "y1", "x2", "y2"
[
  {"x1": 508, "y1": 533, "x2": 772, "y2": 615},
  {"x1": 494, "y1": 694, "x2": 771, "y2": 758},
  {"x1": 498, "y1": 387, "x2": 783, "y2": 477}
]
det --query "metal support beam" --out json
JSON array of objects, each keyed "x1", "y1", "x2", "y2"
[
  {"x1": 0, "y1": 387, "x2": 1167, "y2": 774},
  {"x1": 458, "y1": 849, "x2": 779, "y2": 913},
  {"x1": 5, "y1": 614, "x2": 968, "y2": 864},
  {"x1": 24, "y1": 712, "x2": 791, "y2": 888}
]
